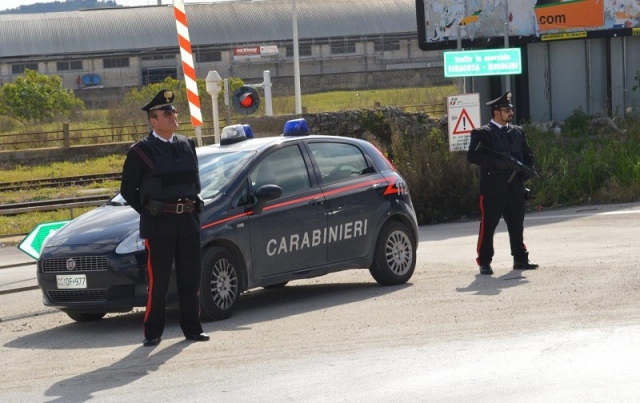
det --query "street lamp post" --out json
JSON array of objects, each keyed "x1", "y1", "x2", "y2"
[
  {"x1": 205, "y1": 70, "x2": 222, "y2": 144},
  {"x1": 292, "y1": 0, "x2": 302, "y2": 115}
]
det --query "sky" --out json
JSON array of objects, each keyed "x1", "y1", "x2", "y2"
[{"x1": 0, "y1": 0, "x2": 227, "y2": 13}]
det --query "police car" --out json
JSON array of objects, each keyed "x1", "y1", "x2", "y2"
[{"x1": 37, "y1": 119, "x2": 419, "y2": 322}]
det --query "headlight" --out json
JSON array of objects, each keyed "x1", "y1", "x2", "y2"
[{"x1": 115, "y1": 231, "x2": 145, "y2": 254}]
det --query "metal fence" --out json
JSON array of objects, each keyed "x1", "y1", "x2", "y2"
[
  {"x1": 0, "y1": 121, "x2": 221, "y2": 151},
  {"x1": 0, "y1": 102, "x2": 445, "y2": 152}
]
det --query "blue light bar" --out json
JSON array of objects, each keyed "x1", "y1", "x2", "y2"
[
  {"x1": 282, "y1": 118, "x2": 310, "y2": 136},
  {"x1": 242, "y1": 124, "x2": 254, "y2": 138}
]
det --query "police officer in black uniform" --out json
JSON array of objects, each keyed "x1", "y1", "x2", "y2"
[
  {"x1": 120, "y1": 90, "x2": 209, "y2": 346},
  {"x1": 467, "y1": 91, "x2": 539, "y2": 275}
]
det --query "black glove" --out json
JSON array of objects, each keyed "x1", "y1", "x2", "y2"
[{"x1": 494, "y1": 159, "x2": 511, "y2": 170}]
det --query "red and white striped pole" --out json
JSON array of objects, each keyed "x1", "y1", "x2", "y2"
[{"x1": 172, "y1": 0, "x2": 203, "y2": 146}]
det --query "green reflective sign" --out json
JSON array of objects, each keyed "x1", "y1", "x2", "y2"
[
  {"x1": 443, "y1": 48, "x2": 522, "y2": 78},
  {"x1": 18, "y1": 220, "x2": 70, "y2": 260}
]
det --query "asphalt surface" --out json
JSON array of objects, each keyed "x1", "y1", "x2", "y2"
[
  {"x1": 0, "y1": 241, "x2": 35, "y2": 289},
  {"x1": 1, "y1": 201, "x2": 640, "y2": 402}
]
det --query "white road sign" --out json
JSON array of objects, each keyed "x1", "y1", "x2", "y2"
[{"x1": 447, "y1": 93, "x2": 480, "y2": 152}]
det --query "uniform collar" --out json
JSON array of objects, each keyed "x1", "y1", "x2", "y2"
[
  {"x1": 151, "y1": 130, "x2": 175, "y2": 143},
  {"x1": 490, "y1": 120, "x2": 508, "y2": 130}
]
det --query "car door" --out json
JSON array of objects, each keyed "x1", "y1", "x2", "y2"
[
  {"x1": 306, "y1": 140, "x2": 387, "y2": 264},
  {"x1": 248, "y1": 143, "x2": 327, "y2": 279}
]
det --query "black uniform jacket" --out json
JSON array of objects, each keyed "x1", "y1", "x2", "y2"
[
  {"x1": 120, "y1": 132, "x2": 201, "y2": 239},
  {"x1": 467, "y1": 123, "x2": 534, "y2": 197}
]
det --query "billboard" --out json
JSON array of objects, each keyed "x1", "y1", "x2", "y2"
[{"x1": 416, "y1": 0, "x2": 640, "y2": 50}]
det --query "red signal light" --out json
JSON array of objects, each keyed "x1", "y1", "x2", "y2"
[
  {"x1": 239, "y1": 94, "x2": 253, "y2": 108},
  {"x1": 232, "y1": 86, "x2": 261, "y2": 115}
]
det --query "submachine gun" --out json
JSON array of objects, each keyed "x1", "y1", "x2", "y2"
[{"x1": 475, "y1": 142, "x2": 540, "y2": 183}]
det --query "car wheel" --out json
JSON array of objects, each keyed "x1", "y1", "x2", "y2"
[
  {"x1": 369, "y1": 221, "x2": 416, "y2": 286},
  {"x1": 200, "y1": 246, "x2": 241, "y2": 321},
  {"x1": 263, "y1": 282, "x2": 288, "y2": 289},
  {"x1": 65, "y1": 312, "x2": 106, "y2": 322}
]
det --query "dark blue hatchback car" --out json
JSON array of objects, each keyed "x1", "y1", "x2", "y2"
[{"x1": 37, "y1": 119, "x2": 419, "y2": 322}]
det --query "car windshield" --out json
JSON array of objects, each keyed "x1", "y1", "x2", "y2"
[
  {"x1": 198, "y1": 150, "x2": 254, "y2": 198},
  {"x1": 110, "y1": 149, "x2": 255, "y2": 204}
]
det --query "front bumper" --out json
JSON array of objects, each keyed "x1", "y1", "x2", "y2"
[{"x1": 37, "y1": 244, "x2": 150, "y2": 313}]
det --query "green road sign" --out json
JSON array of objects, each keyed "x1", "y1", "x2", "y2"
[
  {"x1": 443, "y1": 48, "x2": 522, "y2": 78},
  {"x1": 18, "y1": 220, "x2": 70, "y2": 260}
]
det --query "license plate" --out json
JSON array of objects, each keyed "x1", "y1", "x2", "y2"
[{"x1": 56, "y1": 274, "x2": 87, "y2": 289}]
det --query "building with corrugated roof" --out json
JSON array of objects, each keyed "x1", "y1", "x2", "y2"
[{"x1": 0, "y1": 0, "x2": 446, "y2": 106}]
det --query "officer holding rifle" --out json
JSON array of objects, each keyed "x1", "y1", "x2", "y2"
[{"x1": 467, "y1": 91, "x2": 539, "y2": 275}]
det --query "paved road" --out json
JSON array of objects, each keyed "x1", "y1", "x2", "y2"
[
  {"x1": 0, "y1": 245, "x2": 36, "y2": 294},
  {"x1": 1, "y1": 202, "x2": 639, "y2": 402}
]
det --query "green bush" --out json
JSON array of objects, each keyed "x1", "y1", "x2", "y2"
[
  {"x1": 502, "y1": 111, "x2": 640, "y2": 207},
  {"x1": 387, "y1": 123, "x2": 478, "y2": 224},
  {"x1": 563, "y1": 107, "x2": 591, "y2": 137},
  {"x1": 370, "y1": 108, "x2": 640, "y2": 224}
]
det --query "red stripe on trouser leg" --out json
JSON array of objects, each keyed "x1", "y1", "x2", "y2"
[
  {"x1": 143, "y1": 239, "x2": 154, "y2": 324},
  {"x1": 476, "y1": 195, "x2": 485, "y2": 266}
]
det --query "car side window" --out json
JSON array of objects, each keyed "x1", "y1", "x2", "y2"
[
  {"x1": 231, "y1": 179, "x2": 253, "y2": 208},
  {"x1": 250, "y1": 145, "x2": 311, "y2": 196},
  {"x1": 309, "y1": 142, "x2": 371, "y2": 185}
]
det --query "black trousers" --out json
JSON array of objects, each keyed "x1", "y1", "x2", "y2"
[
  {"x1": 143, "y1": 232, "x2": 203, "y2": 339},
  {"x1": 476, "y1": 192, "x2": 528, "y2": 266}
]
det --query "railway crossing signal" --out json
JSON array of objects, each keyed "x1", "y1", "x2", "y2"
[{"x1": 232, "y1": 86, "x2": 261, "y2": 115}]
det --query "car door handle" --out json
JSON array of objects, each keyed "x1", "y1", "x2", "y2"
[
  {"x1": 310, "y1": 198, "x2": 324, "y2": 206},
  {"x1": 371, "y1": 182, "x2": 387, "y2": 191}
]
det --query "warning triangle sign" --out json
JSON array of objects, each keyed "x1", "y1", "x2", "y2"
[{"x1": 452, "y1": 108, "x2": 476, "y2": 135}]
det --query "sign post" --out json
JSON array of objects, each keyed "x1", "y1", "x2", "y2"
[
  {"x1": 447, "y1": 93, "x2": 480, "y2": 152},
  {"x1": 18, "y1": 220, "x2": 70, "y2": 260}
]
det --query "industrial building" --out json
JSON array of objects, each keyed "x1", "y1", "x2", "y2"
[
  {"x1": 0, "y1": 0, "x2": 446, "y2": 108},
  {"x1": 1, "y1": 0, "x2": 639, "y2": 122}
]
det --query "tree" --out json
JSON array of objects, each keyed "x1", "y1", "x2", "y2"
[
  {"x1": 0, "y1": 69, "x2": 85, "y2": 123},
  {"x1": 111, "y1": 76, "x2": 246, "y2": 127}
]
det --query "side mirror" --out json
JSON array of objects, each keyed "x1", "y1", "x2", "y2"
[{"x1": 252, "y1": 184, "x2": 283, "y2": 215}]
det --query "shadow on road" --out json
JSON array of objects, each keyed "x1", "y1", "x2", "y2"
[
  {"x1": 43, "y1": 341, "x2": 188, "y2": 403},
  {"x1": 455, "y1": 271, "x2": 529, "y2": 296},
  {"x1": 4, "y1": 280, "x2": 410, "y2": 349},
  {"x1": 212, "y1": 281, "x2": 411, "y2": 333}
]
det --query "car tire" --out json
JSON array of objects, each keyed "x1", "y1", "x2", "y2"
[
  {"x1": 199, "y1": 246, "x2": 241, "y2": 321},
  {"x1": 369, "y1": 221, "x2": 416, "y2": 286},
  {"x1": 65, "y1": 312, "x2": 106, "y2": 322}
]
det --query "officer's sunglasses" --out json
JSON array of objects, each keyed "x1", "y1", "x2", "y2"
[
  {"x1": 499, "y1": 107, "x2": 514, "y2": 113},
  {"x1": 152, "y1": 109, "x2": 179, "y2": 118}
]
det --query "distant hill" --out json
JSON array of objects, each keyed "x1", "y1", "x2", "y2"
[{"x1": 0, "y1": 0, "x2": 122, "y2": 14}]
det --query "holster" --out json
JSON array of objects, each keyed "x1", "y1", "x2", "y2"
[
  {"x1": 145, "y1": 199, "x2": 164, "y2": 217},
  {"x1": 195, "y1": 195, "x2": 204, "y2": 214}
]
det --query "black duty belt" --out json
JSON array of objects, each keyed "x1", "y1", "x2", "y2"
[
  {"x1": 162, "y1": 201, "x2": 196, "y2": 214},
  {"x1": 144, "y1": 201, "x2": 196, "y2": 217}
]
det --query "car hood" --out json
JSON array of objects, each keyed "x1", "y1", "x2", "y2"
[{"x1": 45, "y1": 205, "x2": 139, "y2": 247}]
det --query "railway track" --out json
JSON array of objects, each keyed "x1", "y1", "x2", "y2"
[
  {"x1": 0, "y1": 172, "x2": 121, "y2": 192},
  {"x1": 0, "y1": 195, "x2": 113, "y2": 215}
]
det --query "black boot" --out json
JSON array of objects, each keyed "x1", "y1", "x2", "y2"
[
  {"x1": 479, "y1": 264, "x2": 493, "y2": 275},
  {"x1": 514, "y1": 257, "x2": 538, "y2": 270}
]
